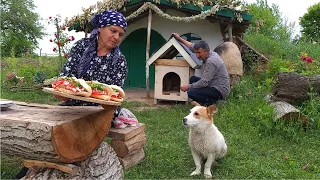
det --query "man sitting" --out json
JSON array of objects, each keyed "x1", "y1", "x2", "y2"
[{"x1": 172, "y1": 33, "x2": 230, "y2": 106}]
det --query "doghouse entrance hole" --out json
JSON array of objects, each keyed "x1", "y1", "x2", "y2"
[{"x1": 162, "y1": 72, "x2": 181, "y2": 95}]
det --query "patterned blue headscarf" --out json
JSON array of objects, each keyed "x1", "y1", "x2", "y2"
[{"x1": 78, "y1": 10, "x2": 127, "y2": 78}]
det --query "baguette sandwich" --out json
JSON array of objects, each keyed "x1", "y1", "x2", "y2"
[
  {"x1": 109, "y1": 85, "x2": 125, "y2": 102},
  {"x1": 52, "y1": 76, "x2": 92, "y2": 97},
  {"x1": 86, "y1": 81, "x2": 113, "y2": 101}
]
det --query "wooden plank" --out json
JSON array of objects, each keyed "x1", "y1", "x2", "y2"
[
  {"x1": 235, "y1": 36, "x2": 269, "y2": 61},
  {"x1": 110, "y1": 132, "x2": 146, "y2": 158},
  {"x1": 0, "y1": 103, "x2": 104, "y2": 126},
  {"x1": 42, "y1": 87, "x2": 121, "y2": 106},
  {"x1": 146, "y1": 40, "x2": 173, "y2": 65},
  {"x1": 170, "y1": 38, "x2": 198, "y2": 68},
  {"x1": 107, "y1": 123, "x2": 145, "y2": 141},
  {"x1": 118, "y1": 148, "x2": 145, "y2": 170},
  {"x1": 23, "y1": 159, "x2": 73, "y2": 174},
  {"x1": 154, "y1": 59, "x2": 190, "y2": 67}
]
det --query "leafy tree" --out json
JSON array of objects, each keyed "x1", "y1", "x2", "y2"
[
  {"x1": 243, "y1": 0, "x2": 294, "y2": 42},
  {"x1": 299, "y1": 2, "x2": 320, "y2": 43},
  {"x1": 1, "y1": 0, "x2": 44, "y2": 57}
]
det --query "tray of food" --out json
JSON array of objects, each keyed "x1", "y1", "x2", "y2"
[{"x1": 42, "y1": 77, "x2": 125, "y2": 106}]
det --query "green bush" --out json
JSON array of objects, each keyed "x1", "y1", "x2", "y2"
[{"x1": 1, "y1": 57, "x2": 63, "y2": 87}]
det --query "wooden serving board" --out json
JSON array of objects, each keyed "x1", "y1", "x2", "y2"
[{"x1": 42, "y1": 87, "x2": 121, "y2": 106}]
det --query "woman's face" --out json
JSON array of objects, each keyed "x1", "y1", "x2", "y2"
[{"x1": 98, "y1": 25, "x2": 125, "y2": 49}]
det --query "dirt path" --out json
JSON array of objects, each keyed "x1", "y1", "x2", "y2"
[{"x1": 125, "y1": 88, "x2": 187, "y2": 111}]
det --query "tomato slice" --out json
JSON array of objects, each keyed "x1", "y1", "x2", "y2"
[
  {"x1": 111, "y1": 94, "x2": 121, "y2": 99},
  {"x1": 52, "y1": 80, "x2": 65, "y2": 88},
  {"x1": 92, "y1": 90, "x2": 107, "y2": 95}
]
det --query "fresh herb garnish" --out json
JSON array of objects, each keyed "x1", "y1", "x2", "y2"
[{"x1": 88, "y1": 82, "x2": 104, "y2": 91}]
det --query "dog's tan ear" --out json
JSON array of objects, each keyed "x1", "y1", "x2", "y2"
[
  {"x1": 190, "y1": 101, "x2": 201, "y2": 106},
  {"x1": 207, "y1": 104, "x2": 218, "y2": 116}
]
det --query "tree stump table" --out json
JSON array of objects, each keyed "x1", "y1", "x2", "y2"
[{"x1": 0, "y1": 101, "x2": 123, "y2": 179}]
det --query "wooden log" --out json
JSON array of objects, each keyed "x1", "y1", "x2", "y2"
[
  {"x1": 21, "y1": 142, "x2": 124, "y2": 179},
  {"x1": 270, "y1": 101, "x2": 309, "y2": 128},
  {"x1": 107, "y1": 123, "x2": 146, "y2": 141},
  {"x1": 118, "y1": 148, "x2": 145, "y2": 170},
  {"x1": 235, "y1": 35, "x2": 269, "y2": 62},
  {"x1": 110, "y1": 132, "x2": 147, "y2": 158},
  {"x1": 1, "y1": 102, "x2": 116, "y2": 163},
  {"x1": 272, "y1": 72, "x2": 310, "y2": 104}
]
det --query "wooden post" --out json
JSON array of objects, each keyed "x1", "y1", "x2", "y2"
[
  {"x1": 228, "y1": 23, "x2": 233, "y2": 42},
  {"x1": 146, "y1": 9, "x2": 152, "y2": 99},
  {"x1": 235, "y1": 36, "x2": 269, "y2": 61},
  {"x1": 55, "y1": 17, "x2": 63, "y2": 71}
]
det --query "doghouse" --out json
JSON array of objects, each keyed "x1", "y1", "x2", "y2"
[{"x1": 147, "y1": 36, "x2": 202, "y2": 104}]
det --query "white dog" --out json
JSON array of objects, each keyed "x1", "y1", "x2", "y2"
[{"x1": 183, "y1": 102, "x2": 227, "y2": 178}]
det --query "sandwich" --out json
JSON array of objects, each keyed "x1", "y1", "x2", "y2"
[
  {"x1": 86, "y1": 81, "x2": 113, "y2": 101},
  {"x1": 109, "y1": 85, "x2": 125, "y2": 102},
  {"x1": 52, "y1": 76, "x2": 92, "y2": 97}
]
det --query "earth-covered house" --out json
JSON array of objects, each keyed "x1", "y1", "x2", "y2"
[{"x1": 65, "y1": 0, "x2": 252, "y2": 89}]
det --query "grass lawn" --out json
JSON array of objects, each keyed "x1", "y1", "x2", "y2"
[{"x1": 1, "y1": 76, "x2": 320, "y2": 179}]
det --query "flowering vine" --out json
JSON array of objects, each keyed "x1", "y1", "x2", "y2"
[
  {"x1": 64, "y1": 0, "x2": 246, "y2": 30},
  {"x1": 126, "y1": 2, "x2": 219, "y2": 22},
  {"x1": 48, "y1": 15, "x2": 75, "y2": 58}
]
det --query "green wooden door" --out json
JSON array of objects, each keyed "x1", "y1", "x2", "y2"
[{"x1": 120, "y1": 28, "x2": 166, "y2": 89}]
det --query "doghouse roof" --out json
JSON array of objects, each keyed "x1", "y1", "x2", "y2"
[{"x1": 147, "y1": 36, "x2": 202, "y2": 68}]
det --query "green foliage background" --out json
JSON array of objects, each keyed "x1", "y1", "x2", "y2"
[
  {"x1": 1, "y1": 0, "x2": 320, "y2": 179},
  {"x1": 0, "y1": 0, "x2": 44, "y2": 57},
  {"x1": 299, "y1": 2, "x2": 320, "y2": 43}
]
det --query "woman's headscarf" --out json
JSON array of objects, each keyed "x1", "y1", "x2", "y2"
[{"x1": 78, "y1": 10, "x2": 127, "y2": 78}]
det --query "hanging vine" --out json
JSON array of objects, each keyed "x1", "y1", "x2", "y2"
[
  {"x1": 126, "y1": 2, "x2": 219, "y2": 22},
  {"x1": 64, "y1": 0, "x2": 247, "y2": 30}
]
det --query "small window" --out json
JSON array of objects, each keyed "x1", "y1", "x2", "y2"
[{"x1": 181, "y1": 33, "x2": 202, "y2": 43}]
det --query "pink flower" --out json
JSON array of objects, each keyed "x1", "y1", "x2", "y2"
[
  {"x1": 305, "y1": 57, "x2": 313, "y2": 63},
  {"x1": 61, "y1": 26, "x2": 66, "y2": 30},
  {"x1": 49, "y1": 39, "x2": 53, "y2": 42},
  {"x1": 71, "y1": 36, "x2": 75, "y2": 41},
  {"x1": 49, "y1": 16, "x2": 52, "y2": 19},
  {"x1": 53, "y1": 48, "x2": 56, "y2": 52},
  {"x1": 57, "y1": 41, "x2": 61, "y2": 46},
  {"x1": 65, "y1": 53, "x2": 69, "y2": 57}
]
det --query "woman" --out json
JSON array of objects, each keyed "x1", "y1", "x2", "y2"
[
  {"x1": 56, "y1": 9, "x2": 128, "y2": 106},
  {"x1": 14, "y1": 9, "x2": 128, "y2": 179}
]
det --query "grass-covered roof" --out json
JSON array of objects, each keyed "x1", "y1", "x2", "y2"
[{"x1": 64, "y1": 0, "x2": 252, "y2": 33}]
